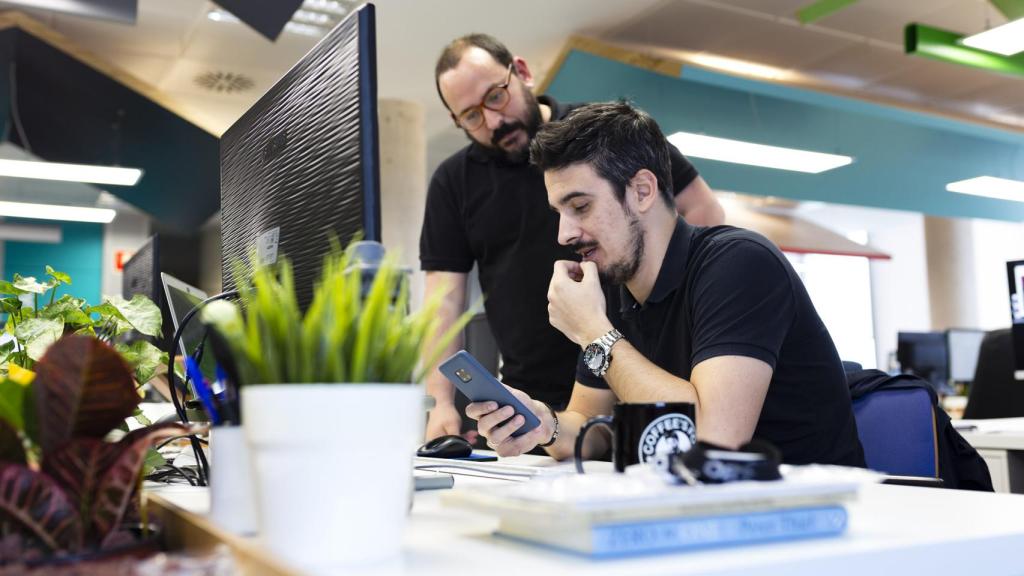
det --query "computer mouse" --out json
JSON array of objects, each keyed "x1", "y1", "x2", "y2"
[{"x1": 417, "y1": 435, "x2": 473, "y2": 459}]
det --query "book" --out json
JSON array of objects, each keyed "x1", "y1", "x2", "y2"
[
  {"x1": 496, "y1": 505, "x2": 848, "y2": 557},
  {"x1": 443, "y1": 465, "x2": 867, "y2": 525}
]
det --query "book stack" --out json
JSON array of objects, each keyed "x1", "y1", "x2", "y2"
[{"x1": 443, "y1": 465, "x2": 872, "y2": 557}]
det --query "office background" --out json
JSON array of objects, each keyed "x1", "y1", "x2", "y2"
[{"x1": 0, "y1": 0, "x2": 1021, "y2": 373}]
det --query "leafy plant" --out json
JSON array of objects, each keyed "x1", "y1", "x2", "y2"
[
  {"x1": 202, "y1": 241, "x2": 474, "y2": 385},
  {"x1": 0, "y1": 335, "x2": 189, "y2": 561},
  {"x1": 0, "y1": 266, "x2": 167, "y2": 386}
]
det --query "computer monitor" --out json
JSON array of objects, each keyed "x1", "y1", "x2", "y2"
[
  {"x1": 947, "y1": 328, "x2": 986, "y2": 383},
  {"x1": 1008, "y1": 259, "x2": 1024, "y2": 379},
  {"x1": 897, "y1": 331, "x2": 951, "y2": 393},
  {"x1": 161, "y1": 272, "x2": 217, "y2": 387},
  {"x1": 122, "y1": 235, "x2": 170, "y2": 348},
  {"x1": 220, "y1": 3, "x2": 381, "y2": 309}
]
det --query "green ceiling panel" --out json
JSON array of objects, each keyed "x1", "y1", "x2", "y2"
[
  {"x1": 990, "y1": 0, "x2": 1024, "y2": 21},
  {"x1": 797, "y1": 0, "x2": 858, "y2": 24},
  {"x1": 905, "y1": 23, "x2": 1024, "y2": 77}
]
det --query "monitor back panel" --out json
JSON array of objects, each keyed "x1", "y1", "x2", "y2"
[{"x1": 220, "y1": 4, "x2": 378, "y2": 309}]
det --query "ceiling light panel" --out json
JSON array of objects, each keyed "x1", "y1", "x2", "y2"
[{"x1": 668, "y1": 132, "x2": 853, "y2": 174}]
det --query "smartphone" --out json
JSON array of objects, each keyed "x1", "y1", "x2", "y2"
[{"x1": 437, "y1": 350, "x2": 541, "y2": 437}]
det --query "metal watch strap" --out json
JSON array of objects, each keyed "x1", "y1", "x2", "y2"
[
  {"x1": 599, "y1": 328, "x2": 624, "y2": 351},
  {"x1": 536, "y1": 402, "x2": 560, "y2": 447}
]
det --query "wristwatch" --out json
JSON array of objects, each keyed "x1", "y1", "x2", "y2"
[{"x1": 583, "y1": 328, "x2": 624, "y2": 377}]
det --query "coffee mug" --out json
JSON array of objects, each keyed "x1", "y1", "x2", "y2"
[{"x1": 574, "y1": 402, "x2": 697, "y2": 473}]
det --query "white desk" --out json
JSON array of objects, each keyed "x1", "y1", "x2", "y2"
[
  {"x1": 959, "y1": 417, "x2": 1024, "y2": 493},
  {"x1": 150, "y1": 452, "x2": 1024, "y2": 575}
]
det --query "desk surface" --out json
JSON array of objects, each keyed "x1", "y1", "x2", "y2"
[
  {"x1": 150, "y1": 453, "x2": 1024, "y2": 576},
  {"x1": 959, "y1": 417, "x2": 1024, "y2": 450}
]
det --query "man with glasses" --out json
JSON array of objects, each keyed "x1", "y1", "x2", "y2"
[{"x1": 420, "y1": 34, "x2": 723, "y2": 442}]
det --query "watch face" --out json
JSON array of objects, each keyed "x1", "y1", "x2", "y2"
[{"x1": 584, "y1": 344, "x2": 606, "y2": 372}]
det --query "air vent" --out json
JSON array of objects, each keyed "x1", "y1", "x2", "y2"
[{"x1": 194, "y1": 71, "x2": 255, "y2": 94}]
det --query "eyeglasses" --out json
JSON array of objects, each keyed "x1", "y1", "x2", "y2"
[{"x1": 454, "y1": 64, "x2": 514, "y2": 131}]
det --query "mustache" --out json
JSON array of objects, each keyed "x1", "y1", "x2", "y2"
[
  {"x1": 568, "y1": 240, "x2": 598, "y2": 254},
  {"x1": 491, "y1": 121, "x2": 526, "y2": 146}
]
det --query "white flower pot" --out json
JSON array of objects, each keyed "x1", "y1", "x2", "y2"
[{"x1": 243, "y1": 384, "x2": 423, "y2": 573}]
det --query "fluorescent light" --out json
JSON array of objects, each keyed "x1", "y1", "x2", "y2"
[
  {"x1": 946, "y1": 176, "x2": 1024, "y2": 203},
  {"x1": 667, "y1": 132, "x2": 853, "y2": 174},
  {"x1": 961, "y1": 19, "x2": 1024, "y2": 56},
  {"x1": 0, "y1": 201, "x2": 115, "y2": 223},
  {"x1": 687, "y1": 54, "x2": 791, "y2": 81},
  {"x1": 0, "y1": 159, "x2": 141, "y2": 186}
]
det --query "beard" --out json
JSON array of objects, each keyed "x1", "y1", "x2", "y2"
[
  {"x1": 470, "y1": 88, "x2": 543, "y2": 164},
  {"x1": 568, "y1": 208, "x2": 645, "y2": 286},
  {"x1": 600, "y1": 213, "x2": 645, "y2": 285}
]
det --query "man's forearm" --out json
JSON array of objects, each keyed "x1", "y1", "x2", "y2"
[{"x1": 603, "y1": 339, "x2": 699, "y2": 405}]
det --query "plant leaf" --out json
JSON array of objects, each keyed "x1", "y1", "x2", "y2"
[
  {"x1": 0, "y1": 281, "x2": 27, "y2": 295},
  {"x1": 40, "y1": 295, "x2": 91, "y2": 327},
  {"x1": 89, "y1": 425, "x2": 187, "y2": 541},
  {"x1": 0, "y1": 419, "x2": 25, "y2": 465},
  {"x1": 105, "y1": 295, "x2": 162, "y2": 338},
  {"x1": 13, "y1": 317, "x2": 64, "y2": 361},
  {"x1": 114, "y1": 340, "x2": 167, "y2": 385},
  {"x1": 12, "y1": 275, "x2": 49, "y2": 295},
  {"x1": 0, "y1": 463, "x2": 82, "y2": 552},
  {"x1": 0, "y1": 296, "x2": 22, "y2": 315},
  {"x1": 45, "y1": 266, "x2": 71, "y2": 286},
  {"x1": 32, "y1": 336, "x2": 139, "y2": 454}
]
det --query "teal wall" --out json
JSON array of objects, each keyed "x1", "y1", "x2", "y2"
[
  {"x1": 3, "y1": 220, "x2": 103, "y2": 307},
  {"x1": 546, "y1": 50, "x2": 1024, "y2": 222}
]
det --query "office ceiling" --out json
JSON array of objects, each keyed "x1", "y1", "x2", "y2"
[{"x1": 7, "y1": 0, "x2": 1024, "y2": 166}]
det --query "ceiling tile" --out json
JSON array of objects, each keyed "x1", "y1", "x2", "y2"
[
  {"x1": 800, "y1": 43, "x2": 908, "y2": 88},
  {"x1": 703, "y1": 0, "x2": 808, "y2": 19},
  {"x1": 915, "y1": 0, "x2": 1007, "y2": 35},
  {"x1": 867, "y1": 55, "x2": 1009, "y2": 105},
  {"x1": 180, "y1": 18, "x2": 319, "y2": 73},
  {"x1": 951, "y1": 78, "x2": 1024, "y2": 113},
  {"x1": 605, "y1": 2, "x2": 749, "y2": 53},
  {"x1": 812, "y1": 0, "x2": 959, "y2": 45}
]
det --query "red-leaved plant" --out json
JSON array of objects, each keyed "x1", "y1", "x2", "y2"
[{"x1": 0, "y1": 335, "x2": 189, "y2": 563}]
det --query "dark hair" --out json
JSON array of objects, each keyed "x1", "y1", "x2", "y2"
[
  {"x1": 530, "y1": 101, "x2": 675, "y2": 208},
  {"x1": 434, "y1": 34, "x2": 514, "y2": 111}
]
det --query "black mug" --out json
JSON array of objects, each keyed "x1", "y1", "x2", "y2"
[{"x1": 574, "y1": 402, "x2": 697, "y2": 473}]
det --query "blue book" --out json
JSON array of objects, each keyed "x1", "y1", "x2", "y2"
[{"x1": 497, "y1": 505, "x2": 848, "y2": 557}]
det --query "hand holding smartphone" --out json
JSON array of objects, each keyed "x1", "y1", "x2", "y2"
[{"x1": 437, "y1": 350, "x2": 540, "y2": 437}]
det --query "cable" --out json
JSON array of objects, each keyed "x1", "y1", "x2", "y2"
[
  {"x1": 165, "y1": 289, "x2": 240, "y2": 486},
  {"x1": 9, "y1": 63, "x2": 32, "y2": 153}
]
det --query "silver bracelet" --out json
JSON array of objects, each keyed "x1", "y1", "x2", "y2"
[{"x1": 536, "y1": 402, "x2": 560, "y2": 447}]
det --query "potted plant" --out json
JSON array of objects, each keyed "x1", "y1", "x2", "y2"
[
  {"x1": 0, "y1": 334, "x2": 189, "y2": 567},
  {"x1": 202, "y1": 240, "x2": 470, "y2": 572},
  {"x1": 0, "y1": 266, "x2": 167, "y2": 396}
]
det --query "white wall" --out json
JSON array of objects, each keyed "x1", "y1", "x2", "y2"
[
  {"x1": 970, "y1": 218, "x2": 1024, "y2": 330},
  {"x1": 100, "y1": 197, "x2": 151, "y2": 299},
  {"x1": 798, "y1": 204, "x2": 932, "y2": 370}
]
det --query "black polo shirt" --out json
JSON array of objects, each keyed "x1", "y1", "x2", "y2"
[
  {"x1": 577, "y1": 219, "x2": 865, "y2": 467},
  {"x1": 420, "y1": 96, "x2": 698, "y2": 406}
]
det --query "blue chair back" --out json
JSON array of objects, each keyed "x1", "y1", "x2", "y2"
[{"x1": 852, "y1": 387, "x2": 938, "y2": 478}]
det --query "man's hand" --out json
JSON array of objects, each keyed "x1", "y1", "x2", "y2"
[
  {"x1": 547, "y1": 260, "x2": 613, "y2": 346},
  {"x1": 465, "y1": 386, "x2": 551, "y2": 458},
  {"x1": 425, "y1": 401, "x2": 462, "y2": 441}
]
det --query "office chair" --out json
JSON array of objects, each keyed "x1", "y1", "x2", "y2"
[
  {"x1": 963, "y1": 329, "x2": 1024, "y2": 419},
  {"x1": 853, "y1": 387, "x2": 939, "y2": 480}
]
